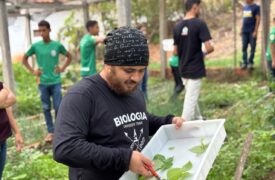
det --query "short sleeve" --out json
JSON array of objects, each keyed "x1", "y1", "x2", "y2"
[
  {"x1": 59, "y1": 43, "x2": 67, "y2": 56},
  {"x1": 254, "y1": 5, "x2": 260, "y2": 16},
  {"x1": 270, "y1": 33, "x2": 275, "y2": 44},
  {"x1": 25, "y1": 45, "x2": 35, "y2": 57},
  {"x1": 90, "y1": 36, "x2": 96, "y2": 46},
  {"x1": 199, "y1": 21, "x2": 212, "y2": 42}
]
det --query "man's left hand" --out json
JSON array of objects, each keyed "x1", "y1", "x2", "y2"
[
  {"x1": 253, "y1": 31, "x2": 257, "y2": 38},
  {"x1": 172, "y1": 117, "x2": 184, "y2": 129},
  {"x1": 55, "y1": 66, "x2": 65, "y2": 74}
]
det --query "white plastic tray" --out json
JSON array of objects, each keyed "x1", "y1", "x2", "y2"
[{"x1": 120, "y1": 119, "x2": 226, "y2": 180}]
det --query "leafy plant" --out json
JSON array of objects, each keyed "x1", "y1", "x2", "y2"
[
  {"x1": 189, "y1": 138, "x2": 209, "y2": 156},
  {"x1": 167, "y1": 161, "x2": 193, "y2": 180},
  {"x1": 153, "y1": 154, "x2": 174, "y2": 171}
]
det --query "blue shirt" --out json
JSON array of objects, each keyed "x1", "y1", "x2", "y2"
[{"x1": 242, "y1": 4, "x2": 260, "y2": 33}]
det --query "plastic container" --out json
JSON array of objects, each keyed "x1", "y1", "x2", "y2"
[{"x1": 120, "y1": 119, "x2": 226, "y2": 180}]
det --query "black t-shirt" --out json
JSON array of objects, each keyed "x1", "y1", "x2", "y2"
[
  {"x1": 173, "y1": 18, "x2": 212, "y2": 79},
  {"x1": 53, "y1": 74, "x2": 173, "y2": 180},
  {"x1": 0, "y1": 82, "x2": 12, "y2": 143}
]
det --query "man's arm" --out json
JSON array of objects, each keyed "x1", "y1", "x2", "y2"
[
  {"x1": 22, "y1": 55, "x2": 42, "y2": 76},
  {"x1": 0, "y1": 85, "x2": 16, "y2": 108},
  {"x1": 95, "y1": 36, "x2": 105, "y2": 45},
  {"x1": 271, "y1": 43, "x2": 275, "y2": 68},
  {"x1": 173, "y1": 45, "x2": 178, "y2": 56},
  {"x1": 253, "y1": 14, "x2": 260, "y2": 38},
  {"x1": 59, "y1": 52, "x2": 72, "y2": 73},
  {"x1": 204, "y1": 41, "x2": 214, "y2": 55},
  {"x1": 6, "y1": 107, "x2": 24, "y2": 152}
]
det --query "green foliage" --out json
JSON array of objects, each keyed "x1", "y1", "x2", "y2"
[
  {"x1": 167, "y1": 161, "x2": 192, "y2": 180},
  {"x1": 58, "y1": 11, "x2": 84, "y2": 50},
  {"x1": 3, "y1": 149, "x2": 68, "y2": 180},
  {"x1": 153, "y1": 154, "x2": 174, "y2": 171}
]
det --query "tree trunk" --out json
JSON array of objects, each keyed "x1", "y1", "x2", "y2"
[
  {"x1": 116, "y1": 0, "x2": 131, "y2": 27},
  {"x1": 260, "y1": 0, "x2": 271, "y2": 75},
  {"x1": 159, "y1": 0, "x2": 167, "y2": 79}
]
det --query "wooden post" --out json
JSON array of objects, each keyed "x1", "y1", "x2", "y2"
[
  {"x1": 82, "y1": 0, "x2": 90, "y2": 24},
  {"x1": 159, "y1": 0, "x2": 167, "y2": 79},
  {"x1": 116, "y1": 0, "x2": 131, "y2": 27},
  {"x1": 0, "y1": 0, "x2": 15, "y2": 92},
  {"x1": 260, "y1": 0, "x2": 270, "y2": 75},
  {"x1": 234, "y1": 133, "x2": 253, "y2": 180},
  {"x1": 233, "y1": 0, "x2": 237, "y2": 69}
]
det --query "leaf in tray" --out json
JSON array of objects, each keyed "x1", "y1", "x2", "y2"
[
  {"x1": 162, "y1": 157, "x2": 174, "y2": 171},
  {"x1": 167, "y1": 168, "x2": 182, "y2": 180},
  {"x1": 181, "y1": 161, "x2": 192, "y2": 171},
  {"x1": 168, "y1": 146, "x2": 175, "y2": 150},
  {"x1": 189, "y1": 138, "x2": 209, "y2": 156},
  {"x1": 138, "y1": 176, "x2": 158, "y2": 180},
  {"x1": 166, "y1": 161, "x2": 193, "y2": 180},
  {"x1": 153, "y1": 154, "x2": 174, "y2": 171}
]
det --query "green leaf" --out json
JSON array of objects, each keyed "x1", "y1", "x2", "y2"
[
  {"x1": 167, "y1": 168, "x2": 182, "y2": 180},
  {"x1": 181, "y1": 161, "x2": 193, "y2": 172},
  {"x1": 168, "y1": 146, "x2": 175, "y2": 150},
  {"x1": 153, "y1": 154, "x2": 174, "y2": 171}
]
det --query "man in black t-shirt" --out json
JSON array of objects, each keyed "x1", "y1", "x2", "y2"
[
  {"x1": 53, "y1": 27, "x2": 184, "y2": 180},
  {"x1": 173, "y1": 0, "x2": 214, "y2": 121}
]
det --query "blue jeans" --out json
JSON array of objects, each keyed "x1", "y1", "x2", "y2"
[
  {"x1": 242, "y1": 32, "x2": 257, "y2": 65},
  {"x1": 0, "y1": 141, "x2": 7, "y2": 180},
  {"x1": 140, "y1": 69, "x2": 148, "y2": 99},
  {"x1": 38, "y1": 83, "x2": 62, "y2": 133}
]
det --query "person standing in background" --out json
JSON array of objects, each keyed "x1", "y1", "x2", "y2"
[
  {"x1": 80, "y1": 20, "x2": 105, "y2": 77},
  {"x1": 240, "y1": 0, "x2": 260, "y2": 70},
  {"x1": 23, "y1": 20, "x2": 72, "y2": 143},
  {"x1": 0, "y1": 82, "x2": 23, "y2": 180},
  {"x1": 173, "y1": 0, "x2": 214, "y2": 121}
]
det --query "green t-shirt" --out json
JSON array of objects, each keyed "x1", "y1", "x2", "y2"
[
  {"x1": 80, "y1": 34, "x2": 96, "y2": 77},
  {"x1": 169, "y1": 55, "x2": 179, "y2": 67},
  {"x1": 266, "y1": 27, "x2": 275, "y2": 61},
  {"x1": 26, "y1": 40, "x2": 67, "y2": 85}
]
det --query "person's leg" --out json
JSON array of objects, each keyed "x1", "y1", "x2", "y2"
[
  {"x1": 248, "y1": 32, "x2": 257, "y2": 66},
  {"x1": 0, "y1": 141, "x2": 7, "y2": 180},
  {"x1": 181, "y1": 78, "x2": 202, "y2": 121},
  {"x1": 242, "y1": 33, "x2": 249, "y2": 68},
  {"x1": 267, "y1": 61, "x2": 275, "y2": 92},
  {"x1": 51, "y1": 83, "x2": 62, "y2": 119},
  {"x1": 39, "y1": 84, "x2": 54, "y2": 134}
]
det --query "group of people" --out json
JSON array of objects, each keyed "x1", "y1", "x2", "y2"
[{"x1": 0, "y1": 0, "x2": 275, "y2": 180}]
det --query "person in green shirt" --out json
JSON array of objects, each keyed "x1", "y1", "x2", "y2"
[
  {"x1": 22, "y1": 20, "x2": 72, "y2": 143},
  {"x1": 80, "y1": 20, "x2": 105, "y2": 77},
  {"x1": 266, "y1": 17, "x2": 275, "y2": 92}
]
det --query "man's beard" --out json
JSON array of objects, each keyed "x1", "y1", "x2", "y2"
[{"x1": 107, "y1": 71, "x2": 139, "y2": 95}]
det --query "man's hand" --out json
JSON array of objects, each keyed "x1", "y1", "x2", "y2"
[
  {"x1": 272, "y1": 61, "x2": 275, "y2": 69},
  {"x1": 129, "y1": 151, "x2": 154, "y2": 177},
  {"x1": 32, "y1": 69, "x2": 42, "y2": 76},
  {"x1": 15, "y1": 133, "x2": 24, "y2": 152},
  {"x1": 55, "y1": 66, "x2": 65, "y2": 74},
  {"x1": 253, "y1": 31, "x2": 257, "y2": 38},
  {"x1": 172, "y1": 117, "x2": 184, "y2": 129}
]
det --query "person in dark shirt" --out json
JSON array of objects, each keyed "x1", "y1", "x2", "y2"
[
  {"x1": 53, "y1": 27, "x2": 184, "y2": 180},
  {"x1": 173, "y1": 0, "x2": 214, "y2": 121},
  {"x1": 0, "y1": 82, "x2": 23, "y2": 180},
  {"x1": 240, "y1": 0, "x2": 260, "y2": 69}
]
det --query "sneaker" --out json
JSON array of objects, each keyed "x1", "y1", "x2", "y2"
[
  {"x1": 240, "y1": 63, "x2": 247, "y2": 70},
  {"x1": 248, "y1": 63, "x2": 254, "y2": 70},
  {"x1": 44, "y1": 133, "x2": 53, "y2": 143}
]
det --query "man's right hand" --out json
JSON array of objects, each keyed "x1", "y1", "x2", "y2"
[
  {"x1": 32, "y1": 69, "x2": 42, "y2": 76},
  {"x1": 129, "y1": 151, "x2": 154, "y2": 177}
]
